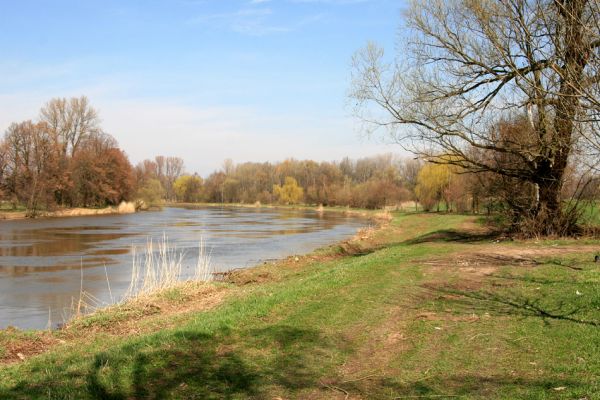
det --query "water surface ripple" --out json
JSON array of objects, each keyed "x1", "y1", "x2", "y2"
[{"x1": 0, "y1": 206, "x2": 366, "y2": 329}]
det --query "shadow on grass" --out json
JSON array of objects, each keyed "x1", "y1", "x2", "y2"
[
  {"x1": 402, "y1": 229, "x2": 499, "y2": 245},
  {"x1": 363, "y1": 374, "x2": 587, "y2": 398},
  {"x1": 0, "y1": 325, "x2": 333, "y2": 400},
  {"x1": 425, "y1": 285, "x2": 600, "y2": 327},
  {"x1": 490, "y1": 273, "x2": 580, "y2": 286}
]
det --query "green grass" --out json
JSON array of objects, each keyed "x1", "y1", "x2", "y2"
[
  {"x1": 0, "y1": 202, "x2": 26, "y2": 212},
  {"x1": 0, "y1": 213, "x2": 599, "y2": 399},
  {"x1": 579, "y1": 201, "x2": 600, "y2": 225}
]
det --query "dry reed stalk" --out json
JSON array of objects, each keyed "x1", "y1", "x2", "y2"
[
  {"x1": 124, "y1": 234, "x2": 213, "y2": 301},
  {"x1": 65, "y1": 235, "x2": 213, "y2": 328}
]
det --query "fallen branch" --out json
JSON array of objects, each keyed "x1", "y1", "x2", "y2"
[
  {"x1": 341, "y1": 372, "x2": 380, "y2": 383},
  {"x1": 320, "y1": 381, "x2": 350, "y2": 399},
  {"x1": 394, "y1": 395, "x2": 459, "y2": 399}
]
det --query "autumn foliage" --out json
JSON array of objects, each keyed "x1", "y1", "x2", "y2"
[{"x1": 0, "y1": 97, "x2": 135, "y2": 214}]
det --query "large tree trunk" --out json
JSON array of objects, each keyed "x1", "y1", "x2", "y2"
[
  {"x1": 534, "y1": 169, "x2": 564, "y2": 234},
  {"x1": 528, "y1": 0, "x2": 587, "y2": 235}
]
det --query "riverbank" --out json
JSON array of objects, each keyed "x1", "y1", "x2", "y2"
[
  {"x1": 1, "y1": 212, "x2": 599, "y2": 398},
  {"x1": 0, "y1": 201, "x2": 136, "y2": 220}
]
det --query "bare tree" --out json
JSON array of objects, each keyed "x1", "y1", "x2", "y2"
[
  {"x1": 351, "y1": 0, "x2": 600, "y2": 235},
  {"x1": 152, "y1": 155, "x2": 184, "y2": 200},
  {"x1": 2, "y1": 121, "x2": 57, "y2": 214},
  {"x1": 0, "y1": 140, "x2": 7, "y2": 197},
  {"x1": 165, "y1": 157, "x2": 184, "y2": 198},
  {"x1": 40, "y1": 96, "x2": 101, "y2": 158}
]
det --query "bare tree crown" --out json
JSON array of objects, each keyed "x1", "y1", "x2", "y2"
[{"x1": 351, "y1": 0, "x2": 600, "y2": 233}]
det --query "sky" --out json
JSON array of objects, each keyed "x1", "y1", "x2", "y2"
[{"x1": 0, "y1": 0, "x2": 407, "y2": 175}]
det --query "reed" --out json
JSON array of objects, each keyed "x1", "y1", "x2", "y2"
[
  {"x1": 124, "y1": 235, "x2": 213, "y2": 300},
  {"x1": 64, "y1": 235, "x2": 213, "y2": 328}
]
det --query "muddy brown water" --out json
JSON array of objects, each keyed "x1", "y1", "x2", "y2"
[{"x1": 0, "y1": 206, "x2": 367, "y2": 329}]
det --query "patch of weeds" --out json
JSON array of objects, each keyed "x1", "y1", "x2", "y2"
[
  {"x1": 161, "y1": 288, "x2": 187, "y2": 303},
  {"x1": 72, "y1": 304, "x2": 161, "y2": 330},
  {"x1": 74, "y1": 311, "x2": 127, "y2": 329}
]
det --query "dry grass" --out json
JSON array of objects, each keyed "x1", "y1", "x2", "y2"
[
  {"x1": 125, "y1": 235, "x2": 213, "y2": 300},
  {"x1": 61, "y1": 235, "x2": 214, "y2": 331},
  {"x1": 0, "y1": 201, "x2": 136, "y2": 220}
]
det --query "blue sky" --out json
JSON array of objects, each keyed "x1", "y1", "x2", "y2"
[{"x1": 0, "y1": 0, "x2": 406, "y2": 174}]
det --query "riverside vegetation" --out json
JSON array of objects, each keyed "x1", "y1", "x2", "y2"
[
  {"x1": 0, "y1": 211, "x2": 598, "y2": 399},
  {"x1": 2, "y1": 97, "x2": 598, "y2": 238}
]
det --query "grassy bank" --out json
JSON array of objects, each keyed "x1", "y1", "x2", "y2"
[{"x1": 1, "y1": 212, "x2": 599, "y2": 399}]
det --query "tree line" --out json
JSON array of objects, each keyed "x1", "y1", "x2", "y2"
[
  {"x1": 138, "y1": 150, "x2": 599, "y2": 216},
  {"x1": 3, "y1": 97, "x2": 597, "y2": 220},
  {"x1": 135, "y1": 154, "x2": 422, "y2": 209},
  {"x1": 0, "y1": 97, "x2": 436, "y2": 213}
]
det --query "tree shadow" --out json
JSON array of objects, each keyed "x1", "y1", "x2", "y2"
[
  {"x1": 86, "y1": 330, "x2": 261, "y2": 400},
  {"x1": 321, "y1": 370, "x2": 587, "y2": 398},
  {"x1": 424, "y1": 285, "x2": 600, "y2": 327},
  {"x1": 0, "y1": 325, "x2": 334, "y2": 399},
  {"x1": 368, "y1": 374, "x2": 586, "y2": 398},
  {"x1": 490, "y1": 273, "x2": 579, "y2": 286},
  {"x1": 402, "y1": 229, "x2": 500, "y2": 245}
]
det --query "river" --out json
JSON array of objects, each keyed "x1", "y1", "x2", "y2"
[{"x1": 0, "y1": 206, "x2": 366, "y2": 329}]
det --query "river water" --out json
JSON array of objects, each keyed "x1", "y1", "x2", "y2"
[{"x1": 0, "y1": 206, "x2": 366, "y2": 329}]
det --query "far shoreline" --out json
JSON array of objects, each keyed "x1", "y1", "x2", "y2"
[
  {"x1": 0, "y1": 201, "x2": 137, "y2": 221},
  {"x1": 0, "y1": 200, "x2": 408, "y2": 223}
]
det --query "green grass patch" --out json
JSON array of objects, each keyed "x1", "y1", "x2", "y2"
[{"x1": 578, "y1": 201, "x2": 600, "y2": 226}]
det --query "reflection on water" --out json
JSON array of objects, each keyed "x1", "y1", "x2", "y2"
[{"x1": 0, "y1": 206, "x2": 365, "y2": 329}]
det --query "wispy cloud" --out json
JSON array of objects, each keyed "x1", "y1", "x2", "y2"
[
  {"x1": 188, "y1": 5, "x2": 324, "y2": 36},
  {"x1": 96, "y1": 98, "x2": 394, "y2": 173},
  {"x1": 188, "y1": 7, "x2": 288, "y2": 36},
  {"x1": 290, "y1": 0, "x2": 371, "y2": 4}
]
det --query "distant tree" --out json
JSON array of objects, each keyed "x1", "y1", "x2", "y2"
[
  {"x1": 222, "y1": 158, "x2": 235, "y2": 176},
  {"x1": 154, "y1": 156, "x2": 184, "y2": 201},
  {"x1": 399, "y1": 159, "x2": 422, "y2": 208},
  {"x1": 273, "y1": 177, "x2": 304, "y2": 204},
  {"x1": 136, "y1": 159, "x2": 159, "y2": 183},
  {"x1": 136, "y1": 178, "x2": 165, "y2": 206},
  {"x1": 164, "y1": 157, "x2": 184, "y2": 198},
  {"x1": 0, "y1": 140, "x2": 7, "y2": 200},
  {"x1": 0, "y1": 97, "x2": 138, "y2": 213},
  {"x1": 352, "y1": 178, "x2": 409, "y2": 209},
  {"x1": 40, "y1": 96, "x2": 100, "y2": 158},
  {"x1": 174, "y1": 174, "x2": 203, "y2": 203},
  {"x1": 103, "y1": 148, "x2": 135, "y2": 204},
  {"x1": 2, "y1": 121, "x2": 58, "y2": 214},
  {"x1": 222, "y1": 177, "x2": 240, "y2": 203},
  {"x1": 415, "y1": 163, "x2": 452, "y2": 212},
  {"x1": 70, "y1": 134, "x2": 134, "y2": 207}
]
